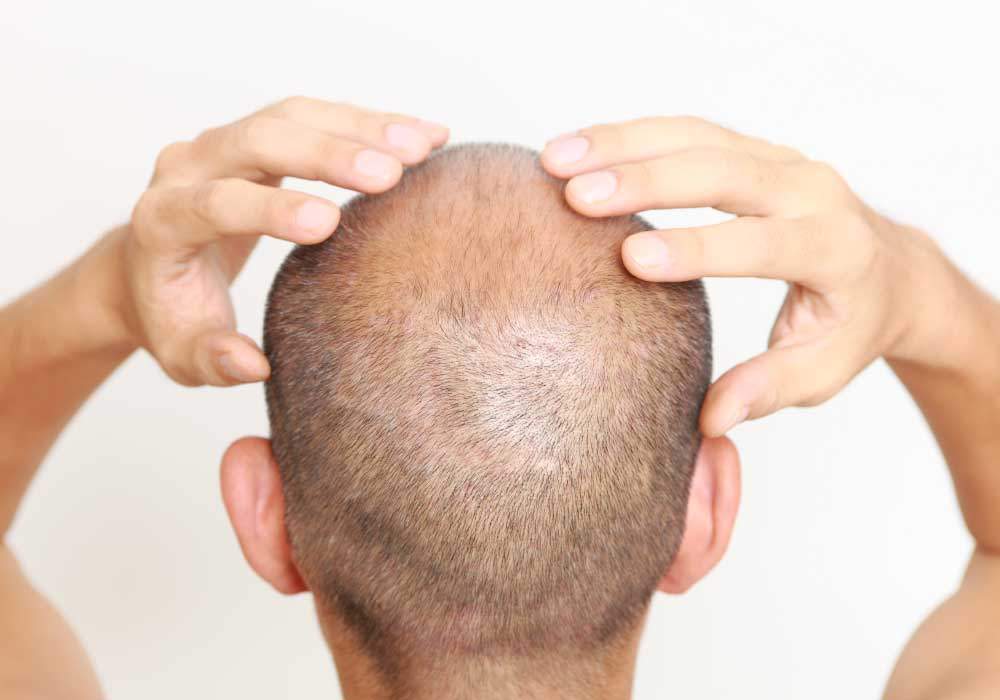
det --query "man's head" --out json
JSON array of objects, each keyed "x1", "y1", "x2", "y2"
[{"x1": 221, "y1": 144, "x2": 740, "y2": 697}]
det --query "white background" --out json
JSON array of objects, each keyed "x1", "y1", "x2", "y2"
[{"x1": 2, "y1": 1, "x2": 998, "y2": 697}]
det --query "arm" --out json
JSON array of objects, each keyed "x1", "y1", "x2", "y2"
[
  {"x1": 0, "y1": 234, "x2": 129, "y2": 699},
  {"x1": 883, "y1": 270, "x2": 1000, "y2": 699},
  {"x1": 0, "y1": 232, "x2": 133, "y2": 535},
  {"x1": 540, "y1": 117, "x2": 1000, "y2": 698},
  {"x1": 0, "y1": 98, "x2": 448, "y2": 698}
]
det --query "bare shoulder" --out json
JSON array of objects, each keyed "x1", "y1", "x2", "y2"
[
  {"x1": 0, "y1": 546, "x2": 104, "y2": 700},
  {"x1": 884, "y1": 550, "x2": 1000, "y2": 700},
  {"x1": 0, "y1": 682, "x2": 102, "y2": 700}
]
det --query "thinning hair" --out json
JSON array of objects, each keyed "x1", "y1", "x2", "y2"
[{"x1": 264, "y1": 143, "x2": 711, "y2": 690}]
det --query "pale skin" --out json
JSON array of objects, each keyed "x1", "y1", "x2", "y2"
[{"x1": 0, "y1": 102, "x2": 997, "y2": 699}]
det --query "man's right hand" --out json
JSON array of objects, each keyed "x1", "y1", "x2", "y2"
[{"x1": 105, "y1": 97, "x2": 448, "y2": 387}]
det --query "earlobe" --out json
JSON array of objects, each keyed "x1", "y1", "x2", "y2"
[
  {"x1": 658, "y1": 436, "x2": 741, "y2": 594},
  {"x1": 220, "y1": 436, "x2": 307, "y2": 595}
]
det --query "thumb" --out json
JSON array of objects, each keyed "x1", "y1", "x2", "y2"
[
  {"x1": 188, "y1": 330, "x2": 271, "y2": 387},
  {"x1": 700, "y1": 337, "x2": 857, "y2": 436}
]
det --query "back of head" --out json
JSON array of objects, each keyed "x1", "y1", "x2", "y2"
[{"x1": 264, "y1": 144, "x2": 711, "y2": 691}]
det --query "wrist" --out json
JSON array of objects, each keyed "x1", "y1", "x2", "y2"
[
  {"x1": 886, "y1": 224, "x2": 1000, "y2": 382},
  {"x1": 0, "y1": 229, "x2": 137, "y2": 390},
  {"x1": 65, "y1": 226, "x2": 140, "y2": 356}
]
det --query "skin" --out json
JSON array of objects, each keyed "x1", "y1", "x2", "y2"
[
  {"x1": 0, "y1": 105, "x2": 996, "y2": 698},
  {"x1": 219, "y1": 431, "x2": 739, "y2": 699},
  {"x1": 540, "y1": 116, "x2": 1000, "y2": 697}
]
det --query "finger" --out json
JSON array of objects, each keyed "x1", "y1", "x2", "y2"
[
  {"x1": 700, "y1": 338, "x2": 859, "y2": 437},
  {"x1": 138, "y1": 179, "x2": 341, "y2": 248},
  {"x1": 412, "y1": 118, "x2": 451, "y2": 148},
  {"x1": 542, "y1": 115, "x2": 803, "y2": 178},
  {"x1": 269, "y1": 97, "x2": 447, "y2": 159},
  {"x1": 264, "y1": 97, "x2": 446, "y2": 164},
  {"x1": 189, "y1": 117, "x2": 404, "y2": 190},
  {"x1": 620, "y1": 216, "x2": 848, "y2": 290},
  {"x1": 191, "y1": 331, "x2": 270, "y2": 387},
  {"x1": 563, "y1": 148, "x2": 836, "y2": 219}
]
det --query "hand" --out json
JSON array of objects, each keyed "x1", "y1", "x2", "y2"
[
  {"x1": 116, "y1": 97, "x2": 448, "y2": 386},
  {"x1": 541, "y1": 116, "x2": 961, "y2": 436}
]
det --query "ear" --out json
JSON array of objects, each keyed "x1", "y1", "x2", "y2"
[
  {"x1": 658, "y1": 436, "x2": 741, "y2": 595},
  {"x1": 220, "y1": 436, "x2": 307, "y2": 595}
]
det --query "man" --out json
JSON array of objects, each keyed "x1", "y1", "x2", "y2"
[
  {"x1": 1, "y1": 98, "x2": 998, "y2": 699},
  {"x1": 247, "y1": 142, "x2": 718, "y2": 698}
]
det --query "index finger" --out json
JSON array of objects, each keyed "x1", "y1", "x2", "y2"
[
  {"x1": 541, "y1": 115, "x2": 803, "y2": 179},
  {"x1": 134, "y1": 179, "x2": 341, "y2": 250},
  {"x1": 263, "y1": 97, "x2": 450, "y2": 152}
]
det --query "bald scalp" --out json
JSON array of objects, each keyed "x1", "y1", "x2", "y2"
[{"x1": 264, "y1": 144, "x2": 711, "y2": 683}]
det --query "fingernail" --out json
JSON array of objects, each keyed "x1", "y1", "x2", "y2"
[
  {"x1": 295, "y1": 200, "x2": 338, "y2": 236},
  {"x1": 624, "y1": 233, "x2": 670, "y2": 270},
  {"x1": 217, "y1": 353, "x2": 259, "y2": 383},
  {"x1": 571, "y1": 170, "x2": 618, "y2": 204},
  {"x1": 544, "y1": 135, "x2": 590, "y2": 166},
  {"x1": 354, "y1": 149, "x2": 399, "y2": 180},
  {"x1": 385, "y1": 123, "x2": 429, "y2": 156},
  {"x1": 720, "y1": 404, "x2": 750, "y2": 434}
]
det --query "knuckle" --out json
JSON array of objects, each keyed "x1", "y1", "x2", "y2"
[
  {"x1": 673, "y1": 114, "x2": 716, "y2": 136},
  {"x1": 275, "y1": 95, "x2": 310, "y2": 115},
  {"x1": 748, "y1": 153, "x2": 776, "y2": 189},
  {"x1": 233, "y1": 116, "x2": 282, "y2": 162},
  {"x1": 797, "y1": 377, "x2": 840, "y2": 407},
  {"x1": 807, "y1": 160, "x2": 848, "y2": 194},
  {"x1": 353, "y1": 110, "x2": 381, "y2": 139},
  {"x1": 191, "y1": 179, "x2": 230, "y2": 223},
  {"x1": 130, "y1": 191, "x2": 166, "y2": 246},
  {"x1": 153, "y1": 141, "x2": 191, "y2": 178},
  {"x1": 131, "y1": 190, "x2": 159, "y2": 228},
  {"x1": 193, "y1": 124, "x2": 223, "y2": 150},
  {"x1": 579, "y1": 120, "x2": 610, "y2": 136},
  {"x1": 158, "y1": 344, "x2": 200, "y2": 387},
  {"x1": 627, "y1": 159, "x2": 655, "y2": 192},
  {"x1": 717, "y1": 148, "x2": 762, "y2": 189},
  {"x1": 163, "y1": 359, "x2": 199, "y2": 387},
  {"x1": 345, "y1": 105, "x2": 368, "y2": 135},
  {"x1": 316, "y1": 135, "x2": 343, "y2": 168},
  {"x1": 284, "y1": 137, "x2": 331, "y2": 183},
  {"x1": 686, "y1": 228, "x2": 709, "y2": 269},
  {"x1": 672, "y1": 114, "x2": 712, "y2": 130},
  {"x1": 672, "y1": 115, "x2": 724, "y2": 145},
  {"x1": 383, "y1": 111, "x2": 409, "y2": 125},
  {"x1": 775, "y1": 143, "x2": 807, "y2": 161},
  {"x1": 584, "y1": 121, "x2": 623, "y2": 152},
  {"x1": 328, "y1": 99, "x2": 354, "y2": 112},
  {"x1": 235, "y1": 117, "x2": 268, "y2": 156},
  {"x1": 266, "y1": 191, "x2": 295, "y2": 228},
  {"x1": 758, "y1": 379, "x2": 785, "y2": 416}
]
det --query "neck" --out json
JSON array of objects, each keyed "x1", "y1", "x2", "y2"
[{"x1": 318, "y1": 600, "x2": 645, "y2": 700}]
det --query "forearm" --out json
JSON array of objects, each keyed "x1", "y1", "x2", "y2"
[
  {"x1": 0, "y1": 227, "x2": 134, "y2": 536},
  {"x1": 887, "y1": 238, "x2": 1000, "y2": 551}
]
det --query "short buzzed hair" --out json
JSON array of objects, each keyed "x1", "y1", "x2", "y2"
[{"x1": 264, "y1": 144, "x2": 711, "y2": 685}]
